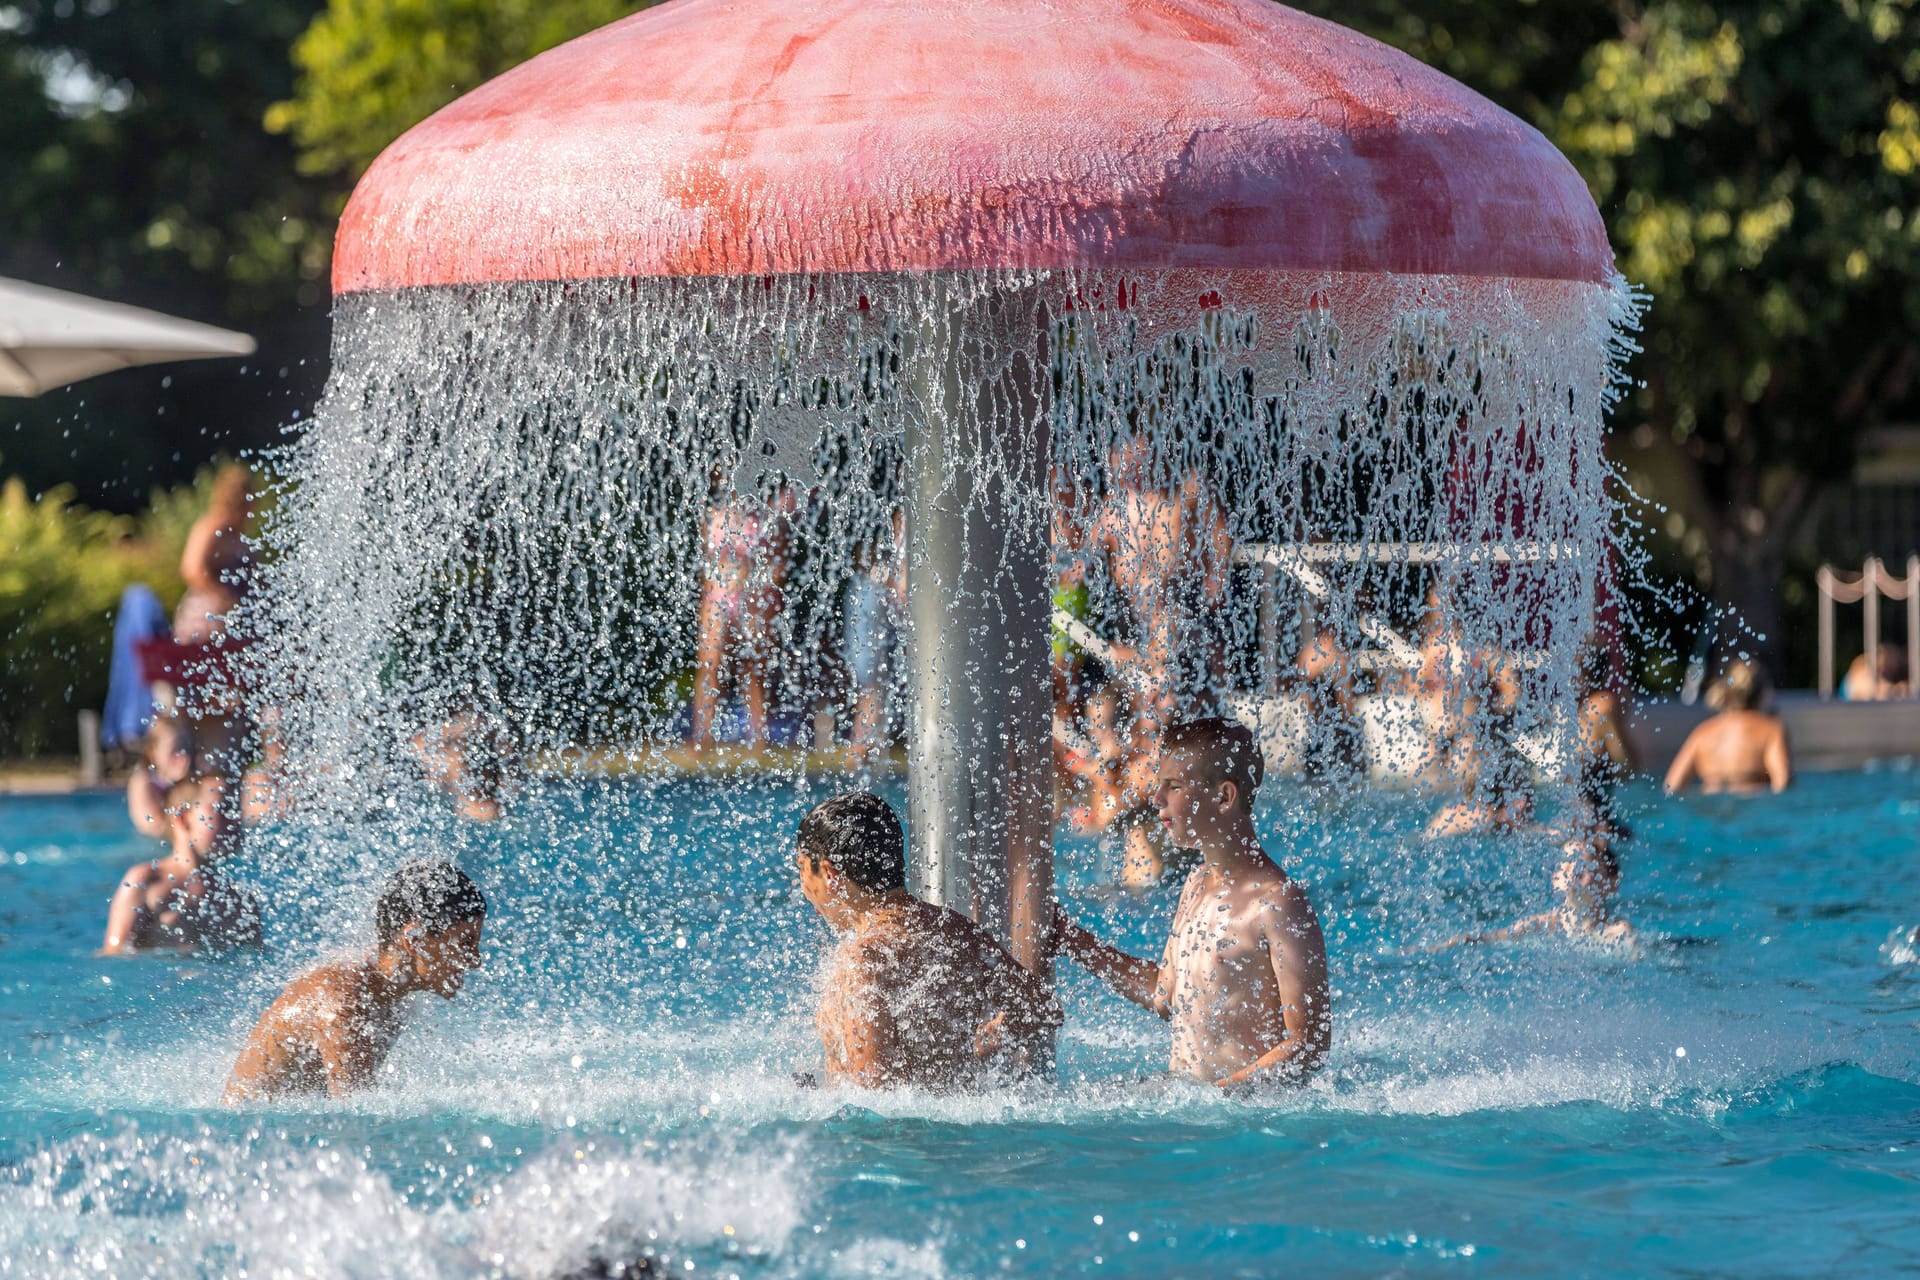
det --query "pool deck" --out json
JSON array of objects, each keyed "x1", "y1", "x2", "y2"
[
  {"x1": 5, "y1": 694, "x2": 1915, "y2": 795},
  {"x1": 0, "y1": 743, "x2": 909, "y2": 796}
]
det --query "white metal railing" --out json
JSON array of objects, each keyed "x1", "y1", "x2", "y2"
[
  {"x1": 1815, "y1": 556, "x2": 1920, "y2": 700},
  {"x1": 1238, "y1": 540, "x2": 1575, "y2": 567}
]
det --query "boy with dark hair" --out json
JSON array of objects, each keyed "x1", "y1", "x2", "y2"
[
  {"x1": 100, "y1": 773, "x2": 259, "y2": 955},
  {"x1": 1053, "y1": 716, "x2": 1333, "y2": 1088},
  {"x1": 223, "y1": 859, "x2": 487, "y2": 1102},
  {"x1": 795, "y1": 792, "x2": 1061, "y2": 1090}
]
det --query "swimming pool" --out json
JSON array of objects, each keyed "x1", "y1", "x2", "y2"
[{"x1": 4, "y1": 770, "x2": 1917, "y2": 1277}]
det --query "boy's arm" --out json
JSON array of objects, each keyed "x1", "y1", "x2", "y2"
[
  {"x1": 127, "y1": 771, "x2": 167, "y2": 834},
  {"x1": 1428, "y1": 911, "x2": 1555, "y2": 952},
  {"x1": 311, "y1": 993, "x2": 382, "y2": 1098},
  {"x1": 221, "y1": 1011, "x2": 278, "y2": 1104},
  {"x1": 989, "y1": 951, "x2": 1065, "y2": 1045},
  {"x1": 1215, "y1": 891, "x2": 1329, "y2": 1088},
  {"x1": 1051, "y1": 902, "x2": 1169, "y2": 1016},
  {"x1": 98, "y1": 864, "x2": 157, "y2": 955}
]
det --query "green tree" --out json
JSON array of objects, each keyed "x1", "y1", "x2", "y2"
[
  {"x1": 0, "y1": 472, "x2": 210, "y2": 756},
  {"x1": 1553, "y1": 1, "x2": 1920, "y2": 672},
  {"x1": 0, "y1": 0, "x2": 332, "y2": 508},
  {"x1": 266, "y1": 0, "x2": 647, "y2": 182},
  {"x1": 1300, "y1": 0, "x2": 1920, "y2": 675}
]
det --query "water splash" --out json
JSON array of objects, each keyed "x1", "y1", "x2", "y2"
[{"x1": 243, "y1": 266, "x2": 1635, "y2": 817}]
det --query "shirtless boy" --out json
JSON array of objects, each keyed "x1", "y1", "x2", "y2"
[
  {"x1": 222, "y1": 859, "x2": 486, "y2": 1102},
  {"x1": 1664, "y1": 660, "x2": 1791, "y2": 795},
  {"x1": 1053, "y1": 718, "x2": 1332, "y2": 1088},
  {"x1": 795, "y1": 792, "x2": 1061, "y2": 1090},
  {"x1": 100, "y1": 773, "x2": 259, "y2": 955}
]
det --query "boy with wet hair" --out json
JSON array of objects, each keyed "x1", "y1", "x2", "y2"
[
  {"x1": 795, "y1": 791, "x2": 1061, "y2": 1090},
  {"x1": 1053, "y1": 716, "x2": 1334, "y2": 1088},
  {"x1": 100, "y1": 773, "x2": 259, "y2": 955},
  {"x1": 222, "y1": 859, "x2": 487, "y2": 1102}
]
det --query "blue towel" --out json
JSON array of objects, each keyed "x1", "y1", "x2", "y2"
[{"x1": 102, "y1": 584, "x2": 169, "y2": 750}]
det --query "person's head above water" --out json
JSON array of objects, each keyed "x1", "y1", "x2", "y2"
[
  {"x1": 376, "y1": 859, "x2": 488, "y2": 946},
  {"x1": 1706, "y1": 659, "x2": 1769, "y2": 713},
  {"x1": 210, "y1": 462, "x2": 253, "y2": 516},
  {"x1": 374, "y1": 859, "x2": 488, "y2": 996},
  {"x1": 145, "y1": 716, "x2": 194, "y2": 784},
  {"x1": 1159, "y1": 718, "x2": 1263, "y2": 808},
  {"x1": 165, "y1": 774, "x2": 228, "y2": 856},
  {"x1": 1154, "y1": 718, "x2": 1265, "y2": 854},
  {"x1": 797, "y1": 791, "x2": 906, "y2": 893}
]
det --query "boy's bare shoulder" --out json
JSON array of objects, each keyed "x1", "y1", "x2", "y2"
[
  {"x1": 1247, "y1": 863, "x2": 1316, "y2": 918},
  {"x1": 263, "y1": 959, "x2": 375, "y2": 1021}
]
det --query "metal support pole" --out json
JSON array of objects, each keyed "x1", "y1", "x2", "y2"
[
  {"x1": 1259, "y1": 561, "x2": 1281, "y2": 701},
  {"x1": 77, "y1": 710, "x2": 102, "y2": 786},
  {"x1": 1818, "y1": 567, "x2": 1834, "y2": 700},
  {"x1": 903, "y1": 285, "x2": 1054, "y2": 980}
]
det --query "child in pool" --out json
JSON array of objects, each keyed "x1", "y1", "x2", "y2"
[
  {"x1": 1433, "y1": 830, "x2": 1635, "y2": 949},
  {"x1": 99, "y1": 773, "x2": 259, "y2": 955},
  {"x1": 222, "y1": 860, "x2": 486, "y2": 1102},
  {"x1": 795, "y1": 792, "x2": 1061, "y2": 1090},
  {"x1": 1053, "y1": 717, "x2": 1333, "y2": 1089},
  {"x1": 126, "y1": 715, "x2": 195, "y2": 837}
]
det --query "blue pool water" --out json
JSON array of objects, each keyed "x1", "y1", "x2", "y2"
[{"x1": 4, "y1": 771, "x2": 1919, "y2": 1278}]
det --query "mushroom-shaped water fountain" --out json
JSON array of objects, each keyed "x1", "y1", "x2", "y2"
[{"x1": 264, "y1": 0, "x2": 1633, "y2": 980}]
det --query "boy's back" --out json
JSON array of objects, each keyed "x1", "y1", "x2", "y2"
[
  {"x1": 818, "y1": 897, "x2": 1053, "y2": 1090},
  {"x1": 223, "y1": 858, "x2": 486, "y2": 1103},
  {"x1": 223, "y1": 960, "x2": 401, "y2": 1101}
]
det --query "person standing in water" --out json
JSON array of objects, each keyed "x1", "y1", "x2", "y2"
[
  {"x1": 173, "y1": 462, "x2": 255, "y2": 646},
  {"x1": 795, "y1": 792, "x2": 1061, "y2": 1090},
  {"x1": 690, "y1": 477, "x2": 794, "y2": 747},
  {"x1": 1052, "y1": 718, "x2": 1332, "y2": 1088},
  {"x1": 100, "y1": 774, "x2": 259, "y2": 955},
  {"x1": 223, "y1": 860, "x2": 487, "y2": 1101},
  {"x1": 1663, "y1": 660, "x2": 1792, "y2": 794}
]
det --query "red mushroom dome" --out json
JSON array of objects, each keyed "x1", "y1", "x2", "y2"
[{"x1": 332, "y1": 0, "x2": 1612, "y2": 293}]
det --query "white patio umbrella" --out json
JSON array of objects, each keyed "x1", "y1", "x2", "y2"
[{"x1": 0, "y1": 275, "x2": 255, "y2": 396}]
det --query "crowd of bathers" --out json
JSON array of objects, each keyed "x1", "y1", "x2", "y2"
[{"x1": 94, "y1": 454, "x2": 1810, "y2": 1100}]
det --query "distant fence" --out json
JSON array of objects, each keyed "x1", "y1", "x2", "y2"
[{"x1": 1816, "y1": 556, "x2": 1920, "y2": 699}]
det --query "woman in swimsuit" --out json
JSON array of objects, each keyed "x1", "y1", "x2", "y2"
[
  {"x1": 690, "y1": 478, "x2": 794, "y2": 746},
  {"x1": 1663, "y1": 660, "x2": 1792, "y2": 795}
]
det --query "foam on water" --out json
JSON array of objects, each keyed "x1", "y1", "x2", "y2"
[{"x1": 0, "y1": 1126, "x2": 807, "y2": 1280}]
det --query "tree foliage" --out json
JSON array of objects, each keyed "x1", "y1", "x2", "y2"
[
  {"x1": 0, "y1": 472, "x2": 206, "y2": 756},
  {"x1": 0, "y1": 0, "x2": 331, "y2": 509},
  {"x1": 1555, "y1": 1, "x2": 1920, "y2": 664},
  {"x1": 1300, "y1": 0, "x2": 1920, "y2": 668},
  {"x1": 266, "y1": 0, "x2": 646, "y2": 181}
]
